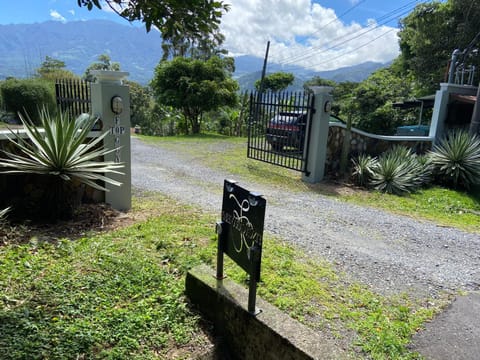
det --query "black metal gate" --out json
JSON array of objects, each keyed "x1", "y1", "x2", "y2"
[
  {"x1": 247, "y1": 91, "x2": 314, "y2": 174},
  {"x1": 55, "y1": 79, "x2": 91, "y2": 119}
]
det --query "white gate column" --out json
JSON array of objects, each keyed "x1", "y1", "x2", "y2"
[
  {"x1": 302, "y1": 86, "x2": 333, "y2": 183},
  {"x1": 91, "y1": 70, "x2": 131, "y2": 211}
]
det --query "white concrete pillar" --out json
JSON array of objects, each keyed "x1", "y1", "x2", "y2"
[
  {"x1": 302, "y1": 86, "x2": 333, "y2": 183},
  {"x1": 429, "y1": 83, "x2": 478, "y2": 143},
  {"x1": 91, "y1": 70, "x2": 131, "y2": 211}
]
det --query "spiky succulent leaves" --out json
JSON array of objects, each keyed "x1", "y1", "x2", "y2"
[
  {"x1": 0, "y1": 110, "x2": 124, "y2": 191},
  {"x1": 351, "y1": 154, "x2": 377, "y2": 187},
  {"x1": 429, "y1": 131, "x2": 480, "y2": 189},
  {"x1": 370, "y1": 146, "x2": 425, "y2": 195},
  {"x1": 0, "y1": 207, "x2": 10, "y2": 223}
]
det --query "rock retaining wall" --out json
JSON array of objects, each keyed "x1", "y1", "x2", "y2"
[{"x1": 326, "y1": 124, "x2": 433, "y2": 173}]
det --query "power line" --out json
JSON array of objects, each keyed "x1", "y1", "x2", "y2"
[
  {"x1": 275, "y1": 0, "x2": 419, "y2": 67},
  {"x1": 304, "y1": 28, "x2": 397, "y2": 70}
]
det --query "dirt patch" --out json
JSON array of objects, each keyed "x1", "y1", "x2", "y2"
[{"x1": 0, "y1": 203, "x2": 138, "y2": 246}]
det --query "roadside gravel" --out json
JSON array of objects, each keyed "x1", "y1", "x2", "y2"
[{"x1": 131, "y1": 137, "x2": 480, "y2": 299}]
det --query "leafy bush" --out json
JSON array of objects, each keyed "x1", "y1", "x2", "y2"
[
  {"x1": 368, "y1": 146, "x2": 428, "y2": 195},
  {"x1": 352, "y1": 154, "x2": 377, "y2": 187},
  {"x1": 0, "y1": 78, "x2": 56, "y2": 124},
  {"x1": 0, "y1": 110, "x2": 124, "y2": 221},
  {"x1": 429, "y1": 131, "x2": 480, "y2": 189}
]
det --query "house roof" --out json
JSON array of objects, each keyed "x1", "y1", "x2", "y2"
[{"x1": 392, "y1": 95, "x2": 435, "y2": 109}]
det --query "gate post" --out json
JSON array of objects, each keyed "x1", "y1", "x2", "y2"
[
  {"x1": 302, "y1": 86, "x2": 333, "y2": 183},
  {"x1": 90, "y1": 70, "x2": 131, "y2": 211}
]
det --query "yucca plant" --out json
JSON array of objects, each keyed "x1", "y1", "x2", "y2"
[
  {"x1": 0, "y1": 207, "x2": 10, "y2": 224},
  {"x1": 0, "y1": 110, "x2": 124, "y2": 220},
  {"x1": 429, "y1": 130, "x2": 480, "y2": 189},
  {"x1": 351, "y1": 154, "x2": 378, "y2": 187},
  {"x1": 370, "y1": 146, "x2": 426, "y2": 195}
]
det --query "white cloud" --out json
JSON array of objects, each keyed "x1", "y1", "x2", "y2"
[
  {"x1": 50, "y1": 9, "x2": 66, "y2": 22},
  {"x1": 220, "y1": 0, "x2": 399, "y2": 71},
  {"x1": 69, "y1": 9, "x2": 75, "y2": 16}
]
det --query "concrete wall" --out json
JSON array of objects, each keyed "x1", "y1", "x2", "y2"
[{"x1": 185, "y1": 264, "x2": 347, "y2": 360}]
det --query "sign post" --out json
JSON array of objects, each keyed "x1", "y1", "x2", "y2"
[{"x1": 216, "y1": 179, "x2": 266, "y2": 314}]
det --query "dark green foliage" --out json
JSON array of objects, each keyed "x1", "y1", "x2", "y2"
[
  {"x1": 429, "y1": 131, "x2": 480, "y2": 189},
  {"x1": 0, "y1": 79, "x2": 56, "y2": 124},
  {"x1": 151, "y1": 56, "x2": 238, "y2": 134},
  {"x1": 255, "y1": 72, "x2": 295, "y2": 92},
  {"x1": 398, "y1": 0, "x2": 480, "y2": 93},
  {"x1": 78, "y1": 0, "x2": 229, "y2": 47},
  {"x1": 125, "y1": 80, "x2": 152, "y2": 127}
]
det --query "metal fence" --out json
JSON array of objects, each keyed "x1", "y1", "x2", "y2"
[
  {"x1": 55, "y1": 79, "x2": 91, "y2": 118},
  {"x1": 247, "y1": 91, "x2": 315, "y2": 173}
]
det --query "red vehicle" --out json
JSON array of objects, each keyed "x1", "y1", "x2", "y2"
[{"x1": 265, "y1": 111, "x2": 307, "y2": 151}]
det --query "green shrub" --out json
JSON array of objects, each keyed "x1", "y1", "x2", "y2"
[
  {"x1": 369, "y1": 146, "x2": 427, "y2": 195},
  {"x1": 351, "y1": 154, "x2": 377, "y2": 187},
  {"x1": 0, "y1": 78, "x2": 56, "y2": 124},
  {"x1": 0, "y1": 110, "x2": 124, "y2": 221},
  {"x1": 429, "y1": 130, "x2": 480, "y2": 190}
]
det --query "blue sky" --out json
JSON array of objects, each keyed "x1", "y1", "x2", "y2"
[{"x1": 0, "y1": 0, "x2": 430, "y2": 70}]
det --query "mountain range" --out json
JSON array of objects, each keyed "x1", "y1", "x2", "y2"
[{"x1": 0, "y1": 20, "x2": 387, "y2": 90}]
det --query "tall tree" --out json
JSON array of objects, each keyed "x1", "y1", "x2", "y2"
[
  {"x1": 83, "y1": 54, "x2": 120, "y2": 82},
  {"x1": 36, "y1": 56, "x2": 77, "y2": 81},
  {"x1": 151, "y1": 56, "x2": 238, "y2": 134},
  {"x1": 398, "y1": 0, "x2": 480, "y2": 93}
]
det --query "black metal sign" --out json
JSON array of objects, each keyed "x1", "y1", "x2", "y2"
[{"x1": 216, "y1": 179, "x2": 266, "y2": 314}]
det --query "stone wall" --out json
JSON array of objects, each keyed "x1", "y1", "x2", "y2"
[{"x1": 326, "y1": 124, "x2": 433, "y2": 173}]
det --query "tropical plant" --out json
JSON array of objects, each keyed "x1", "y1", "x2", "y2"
[
  {"x1": 351, "y1": 154, "x2": 378, "y2": 187},
  {"x1": 0, "y1": 207, "x2": 10, "y2": 224},
  {"x1": 0, "y1": 110, "x2": 124, "y2": 220},
  {"x1": 429, "y1": 130, "x2": 480, "y2": 189},
  {"x1": 370, "y1": 146, "x2": 427, "y2": 195}
]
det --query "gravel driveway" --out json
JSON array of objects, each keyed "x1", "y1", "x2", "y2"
[{"x1": 131, "y1": 137, "x2": 480, "y2": 299}]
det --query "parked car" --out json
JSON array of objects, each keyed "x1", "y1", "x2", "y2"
[{"x1": 266, "y1": 111, "x2": 307, "y2": 151}]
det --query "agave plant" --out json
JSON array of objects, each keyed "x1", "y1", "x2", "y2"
[
  {"x1": 0, "y1": 109, "x2": 124, "y2": 220},
  {"x1": 370, "y1": 146, "x2": 426, "y2": 195},
  {"x1": 429, "y1": 130, "x2": 480, "y2": 189},
  {"x1": 0, "y1": 207, "x2": 10, "y2": 224},
  {"x1": 351, "y1": 154, "x2": 378, "y2": 187}
]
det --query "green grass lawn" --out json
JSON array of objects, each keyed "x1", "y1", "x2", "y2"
[{"x1": 0, "y1": 193, "x2": 447, "y2": 359}]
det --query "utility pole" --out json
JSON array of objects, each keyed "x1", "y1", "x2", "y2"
[{"x1": 258, "y1": 41, "x2": 270, "y2": 95}]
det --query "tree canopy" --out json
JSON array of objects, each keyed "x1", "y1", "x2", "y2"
[
  {"x1": 36, "y1": 56, "x2": 77, "y2": 81},
  {"x1": 83, "y1": 54, "x2": 121, "y2": 82},
  {"x1": 151, "y1": 56, "x2": 238, "y2": 134},
  {"x1": 77, "y1": 1, "x2": 229, "y2": 54},
  {"x1": 255, "y1": 72, "x2": 295, "y2": 92},
  {"x1": 398, "y1": 0, "x2": 480, "y2": 93}
]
